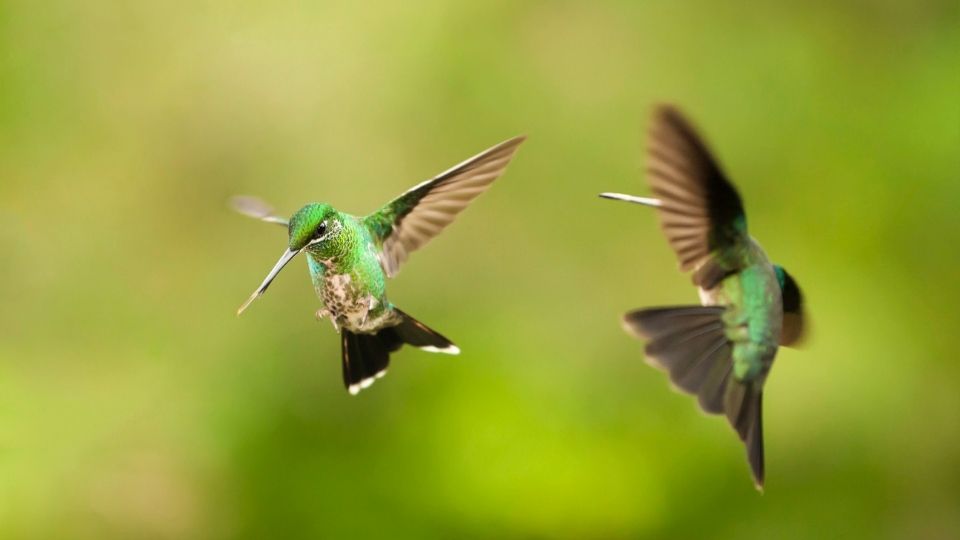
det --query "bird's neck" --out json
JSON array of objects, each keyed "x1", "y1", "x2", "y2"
[{"x1": 305, "y1": 217, "x2": 362, "y2": 273}]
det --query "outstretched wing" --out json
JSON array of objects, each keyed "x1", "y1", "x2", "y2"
[
  {"x1": 365, "y1": 136, "x2": 526, "y2": 277},
  {"x1": 646, "y1": 106, "x2": 748, "y2": 285}
]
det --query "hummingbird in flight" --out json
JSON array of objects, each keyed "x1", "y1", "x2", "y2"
[
  {"x1": 232, "y1": 136, "x2": 525, "y2": 395},
  {"x1": 600, "y1": 106, "x2": 806, "y2": 490}
]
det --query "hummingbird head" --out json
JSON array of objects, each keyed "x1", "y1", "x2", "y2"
[
  {"x1": 287, "y1": 202, "x2": 339, "y2": 251},
  {"x1": 236, "y1": 202, "x2": 341, "y2": 316}
]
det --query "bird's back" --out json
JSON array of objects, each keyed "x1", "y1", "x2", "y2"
[{"x1": 699, "y1": 238, "x2": 782, "y2": 381}]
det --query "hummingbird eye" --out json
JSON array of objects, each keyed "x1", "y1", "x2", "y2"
[{"x1": 313, "y1": 222, "x2": 328, "y2": 239}]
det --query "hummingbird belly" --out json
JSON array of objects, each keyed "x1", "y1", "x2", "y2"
[{"x1": 317, "y1": 272, "x2": 398, "y2": 333}]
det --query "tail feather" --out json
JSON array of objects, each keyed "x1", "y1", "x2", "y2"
[
  {"x1": 623, "y1": 305, "x2": 766, "y2": 490},
  {"x1": 340, "y1": 309, "x2": 458, "y2": 395},
  {"x1": 624, "y1": 306, "x2": 728, "y2": 394},
  {"x1": 341, "y1": 331, "x2": 391, "y2": 395},
  {"x1": 698, "y1": 359, "x2": 731, "y2": 414},
  {"x1": 626, "y1": 306, "x2": 723, "y2": 336},
  {"x1": 725, "y1": 382, "x2": 765, "y2": 490},
  {"x1": 386, "y1": 308, "x2": 460, "y2": 354}
]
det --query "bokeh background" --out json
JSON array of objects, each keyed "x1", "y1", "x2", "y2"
[{"x1": 2, "y1": 1, "x2": 959, "y2": 538}]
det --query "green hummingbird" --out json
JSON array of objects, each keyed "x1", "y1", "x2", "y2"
[
  {"x1": 232, "y1": 136, "x2": 525, "y2": 394},
  {"x1": 600, "y1": 106, "x2": 806, "y2": 490}
]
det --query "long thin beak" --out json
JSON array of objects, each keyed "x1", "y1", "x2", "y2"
[
  {"x1": 599, "y1": 192, "x2": 663, "y2": 207},
  {"x1": 237, "y1": 248, "x2": 302, "y2": 316}
]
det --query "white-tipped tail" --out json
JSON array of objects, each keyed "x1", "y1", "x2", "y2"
[
  {"x1": 348, "y1": 370, "x2": 387, "y2": 395},
  {"x1": 420, "y1": 344, "x2": 461, "y2": 355}
]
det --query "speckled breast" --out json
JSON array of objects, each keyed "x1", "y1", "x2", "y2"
[{"x1": 318, "y1": 272, "x2": 396, "y2": 333}]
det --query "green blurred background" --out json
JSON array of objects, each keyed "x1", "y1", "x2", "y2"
[{"x1": 2, "y1": 1, "x2": 959, "y2": 538}]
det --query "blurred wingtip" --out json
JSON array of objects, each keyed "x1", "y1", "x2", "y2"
[
  {"x1": 229, "y1": 195, "x2": 269, "y2": 214},
  {"x1": 651, "y1": 102, "x2": 685, "y2": 122},
  {"x1": 229, "y1": 195, "x2": 289, "y2": 226}
]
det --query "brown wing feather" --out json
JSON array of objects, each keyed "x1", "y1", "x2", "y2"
[
  {"x1": 372, "y1": 136, "x2": 526, "y2": 277},
  {"x1": 646, "y1": 105, "x2": 747, "y2": 273}
]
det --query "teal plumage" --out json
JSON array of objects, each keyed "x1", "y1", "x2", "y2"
[{"x1": 602, "y1": 106, "x2": 807, "y2": 490}]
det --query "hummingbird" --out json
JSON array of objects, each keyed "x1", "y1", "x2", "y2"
[
  {"x1": 600, "y1": 106, "x2": 806, "y2": 490},
  {"x1": 232, "y1": 136, "x2": 525, "y2": 395}
]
